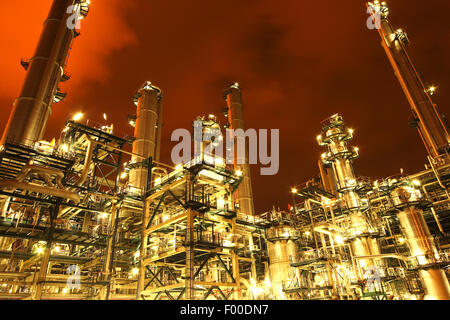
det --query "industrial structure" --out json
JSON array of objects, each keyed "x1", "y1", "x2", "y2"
[{"x1": 0, "y1": 0, "x2": 448, "y2": 300}]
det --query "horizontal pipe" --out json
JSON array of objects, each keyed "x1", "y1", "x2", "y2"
[
  {"x1": 0, "y1": 180, "x2": 80, "y2": 203},
  {"x1": 354, "y1": 254, "x2": 408, "y2": 262}
]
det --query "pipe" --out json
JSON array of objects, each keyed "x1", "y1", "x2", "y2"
[
  {"x1": 72, "y1": 136, "x2": 171, "y2": 167},
  {"x1": 17, "y1": 165, "x2": 61, "y2": 181},
  {"x1": 1, "y1": 163, "x2": 79, "y2": 202},
  {"x1": 74, "y1": 134, "x2": 95, "y2": 187},
  {"x1": 354, "y1": 254, "x2": 408, "y2": 262},
  {"x1": 0, "y1": 180, "x2": 80, "y2": 203},
  {"x1": 16, "y1": 164, "x2": 65, "y2": 189},
  {"x1": 427, "y1": 155, "x2": 446, "y2": 190}
]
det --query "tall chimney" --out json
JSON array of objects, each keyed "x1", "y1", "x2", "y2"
[
  {"x1": 1, "y1": 0, "x2": 89, "y2": 146},
  {"x1": 224, "y1": 83, "x2": 255, "y2": 216},
  {"x1": 129, "y1": 82, "x2": 163, "y2": 192}
]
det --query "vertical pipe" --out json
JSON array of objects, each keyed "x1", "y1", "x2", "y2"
[
  {"x1": 101, "y1": 202, "x2": 119, "y2": 300},
  {"x1": 1, "y1": 0, "x2": 86, "y2": 146},
  {"x1": 224, "y1": 83, "x2": 255, "y2": 216},
  {"x1": 231, "y1": 220, "x2": 242, "y2": 299},
  {"x1": 137, "y1": 199, "x2": 150, "y2": 299},
  {"x1": 430, "y1": 207, "x2": 445, "y2": 235},
  {"x1": 32, "y1": 200, "x2": 60, "y2": 300},
  {"x1": 155, "y1": 100, "x2": 164, "y2": 162},
  {"x1": 32, "y1": 248, "x2": 51, "y2": 300},
  {"x1": 248, "y1": 234, "x2": 258, "y2": 281},
  {"x1": 185, "y1": 208, "x2": 195, "y2": 300}
]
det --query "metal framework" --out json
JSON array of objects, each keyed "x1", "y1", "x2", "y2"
[{"x1": 138, "y1": 155, "x2": 267, "y2": 300}]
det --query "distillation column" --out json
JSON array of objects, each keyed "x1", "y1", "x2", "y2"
[
  {"x1": 318, "y1": 115, "x2": 381, "y2": 273},
  {"x1": 266, "y1": 212, "x2": 299, "y2": 299},
  {"x1": 224, "y1": 83, "x2": 255, "y2": 216},
  {"x1": 129, "y1": 82, "x2": 163, "y2": 193},
  {"x1": 367, "y1": 1, "x2": 450, "y2": 158},
  {"x1": 1, "y1": 0, "x2": 90, "y2": 146},
  {"x1": 390, "y1": 184, "x2": 450, "y2": 300},
  {"x1": 133, "y1": 82, "x2": 162, "y2": 299}
]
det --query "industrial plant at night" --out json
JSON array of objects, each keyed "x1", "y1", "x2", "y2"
[{"x1": 0, "y1": 0, "x2": 448, "y2": 301}]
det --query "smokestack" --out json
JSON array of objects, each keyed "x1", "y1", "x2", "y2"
[
  {"x1": 129, "y1": 81, "x2": 163, "y2": 192},
  {"x1": 224, "y1": 83, "x2": 255, "y2": 216},
  {"x1": 367, "y1": 1, "x2": 450, "y2": 158},
  {"x1": 1, "y1": 0, "x2": 90, "y2": 146}
]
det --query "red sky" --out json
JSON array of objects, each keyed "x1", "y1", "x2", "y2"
[{"x1": 0, "y1": 0, "x2": 449, "y2": 213}]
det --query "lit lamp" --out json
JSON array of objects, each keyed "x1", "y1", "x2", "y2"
[{"x1": 72, "y1": 112, "x2": 84, "y2": 122}]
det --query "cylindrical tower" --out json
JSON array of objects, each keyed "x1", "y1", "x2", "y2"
[
  {"x1": 317, "y1": 114, "x2": 381, "y2": 272},
  {"x1": 129, "y1": 82, "x2": 163, "y2": 193},
  {"x1": 266, "y1": 211, "x2": 299, "y2": 299},
  {"x1": 367, "y1": 1, "x2": 450, "y2": 158},
  {"x1": 224, "y1": 83, "x2": 255, "y2": 216},
  {"x1": 1, "y1": 0, "x2": 90, "y2": 146},
  {"x1": 390, "y1": 183, "x2": 450, "y2": 300}
]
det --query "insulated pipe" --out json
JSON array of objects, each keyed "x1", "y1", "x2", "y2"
[
  {"x1": 74, "y1": 134, "x2": 95, "y2": 187},
  {"x1": 1, "y1": 0, "x2": 88, "y2": 146},
  {"x1": 367, "y1": 2, "x2": 450, "y2": 158},
  {"x1": 16, "y1": 164, "x2": 64, "y2": 185},
  {"x1": 5, "y1": 163, "x2": 69, "y2": 198},
  {"x1": 72, "y1": 133, "x2": 124, "y2": 187},
  {"x1": 155, "y1": 99, "x2": 164, "y2": 162},
  {"x1": 391, "y1": 186, "x2": 450, "y2": 300},
  {"x1": 0, "y1": 180, "x2": 80, "y2": 203},
  {"x1": 129, "y1": 82, "x2": 162, "y2": 193},
  {"x1": 224, "y1": 83, "x2": 255, "y2": 216}
]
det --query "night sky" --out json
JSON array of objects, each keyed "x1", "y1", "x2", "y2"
[{"x1": 0, "y1": 0, "x2": 449, "y2": 214}]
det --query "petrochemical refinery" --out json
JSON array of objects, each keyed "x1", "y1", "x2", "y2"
[{"x1": 0, "y1": 0, "x2": 448, "y2": 300}]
